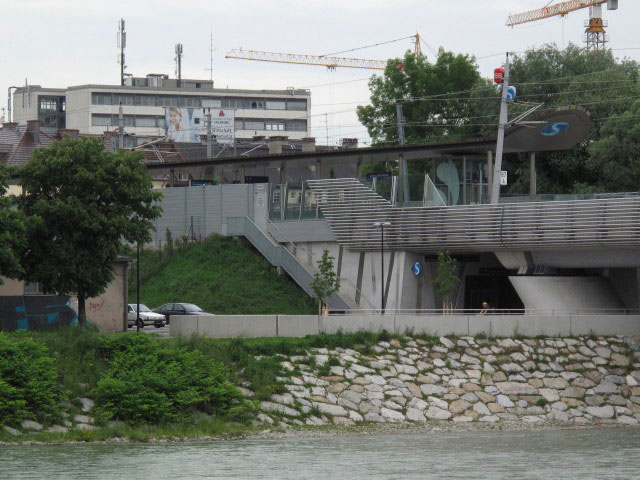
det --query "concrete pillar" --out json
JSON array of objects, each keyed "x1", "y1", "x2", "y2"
[
  {"x1": 316, "y1": 159, "x2": 322, "y2": 179},
  {"x1": 279, "y1": 161, "x2": 286, "y2": 184},
  {"x1": 529, "y1": 152, "x2": 537, "y2": 195}
]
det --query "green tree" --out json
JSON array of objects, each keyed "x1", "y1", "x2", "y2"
[
  {"x1": 357, "y1": 49, "x2": 498, "y2": 146},
  {"x1": 0, "y1": 165, "x2": 25, "y2": 282},
  {"x1": 311, "y1": 249, "x2": 340, "y2": 317},
  {"x1": 586, "y1": 99, "x2": 640, "y2": 192},
  {"x1": 432, "y1": 250, "x2": 460, "y2": 312},
  {"x1": 18, "y1": 137, "x2": 162, "y2": 327},
  {"x1": 504, "y1": 43, "x2": 640, "y2": 194}
]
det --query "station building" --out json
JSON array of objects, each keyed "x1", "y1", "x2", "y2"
[{"x1": 141, "y1": 106, "x2": 640, "y2": 317}]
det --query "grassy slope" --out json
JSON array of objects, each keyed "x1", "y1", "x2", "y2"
[{"x1": 130, "y1": 235, "x2": 317, "y2": 315}]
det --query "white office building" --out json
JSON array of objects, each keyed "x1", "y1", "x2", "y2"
[{"x1": 11, "y1": 75, "x2": 311, "y2": 146}]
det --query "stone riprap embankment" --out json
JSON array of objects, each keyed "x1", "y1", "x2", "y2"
[{"x1": 249, "y1": 336, "x2": 640, "y2": 427}]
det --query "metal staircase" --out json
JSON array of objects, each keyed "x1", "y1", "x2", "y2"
[{"x1": 226, "y1": 216, "x2": 351, "y2": 310}]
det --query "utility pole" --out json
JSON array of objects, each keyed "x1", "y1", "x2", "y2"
[
  {"x1": 118, "y1": 102, "x2": 124, "y2": 150},
  {"x1": 175, "y1": 43, "x2": 183, "y2": 87},
  {"x1": 396, "y1": 103, "x2": 409, "y2": 203},
  {"x1": 117, "y1": 19, "x2": 126, "y2": 86},
  {"x1": 490, "y1": 52, "x2": 510, "y2": 205},
  {"x1": 205, "y1": 108, "x2": 212, "y2": 159}
]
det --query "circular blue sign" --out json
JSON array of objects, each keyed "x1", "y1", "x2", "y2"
[
  {"x1": 540, "y1": 122, "x2": 570, "y2": 137},
  {"x1": 412, "y1": 262, "x2": 422, "y2": 276}
]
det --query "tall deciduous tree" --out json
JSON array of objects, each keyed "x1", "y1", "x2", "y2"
[
  {"x1": 18, "y1": 137, "x2": 162, "y2": 326},
  {"x1": 0, "y1": 165, "x2": 25, "y2": 282},
  {"x1": 586, "y1": 99, "x2": 640, "y2": 192},
  {"x1": 504, "y1": 44, "x2": 640, "y2": 194},
  {"x1": 357, "y1": 49, "x2": 498, "y2": 146}
]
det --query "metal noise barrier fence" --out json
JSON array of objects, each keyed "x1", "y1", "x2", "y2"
[
  {"x1": 332, "y1": 308, "x2": 640, "y2": 316},
  {"x1": 307, "y1": 178, "x2": 640, "y2": 252}
]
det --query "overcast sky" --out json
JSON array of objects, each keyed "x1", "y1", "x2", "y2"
[{"x1": 2, "y1": 0, "x2": 639, "y2": 145}]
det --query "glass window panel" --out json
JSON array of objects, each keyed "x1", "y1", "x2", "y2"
[
  {"x1": 113, "y1": 94, "x2": 134, "y2": 106},
  {"x1": 244, "y1": 120, "x2": 264, "y2": 130},
  {"x1": 178, "y1": 96, "x2": 200, "y2": 107},
  {"x1": 135, "y1": 116, "x2": 157, "y2": 127},
  {"x1": 245, "y1": 98, "x2": 265, "y2": 109},
  {"x1": 92, "y1": 93, "x2": 112, "y2": 105},
  {"x1": 92, "y1": 114, "x2": 112, "y2": 126},
  {"x1": 287, "y1": 100, "x2": 307, "y2": 111},
  {"x1": 266, "y1": 100, "x2": 286, "y2": 110},
  {"x1": 202, "y1": 98, "x2": 221, "y2": 108}
]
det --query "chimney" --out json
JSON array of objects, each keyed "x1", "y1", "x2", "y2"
[
  {"x1": 56, "y1": 129, "x2": 80, "y2": 139},
  {"x1": 302, "y1": 137, "x2": 316, "y2": 152},
  {"x1": 341, "y1": 138, "x2": 358, "y2": 149},
  {"x1": 252, "y1": 135, "x2": 266, "y2": 142},
  {"x1": 2, "y1": 122, "x2": 17, "y2": 130},
  {"x1": 27, "y1": 120, "x2": 40, "y2": 144},
  {"x1": 268, "y1": 136, "x2": 288, "y2": 155}
]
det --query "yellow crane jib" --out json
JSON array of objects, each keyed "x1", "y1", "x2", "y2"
[
  {"x1": 506, "y1": 0, "x2": 615, "y2": 26},
  {"x1": 225, "y1": 49, "x2": 387, "y2": 70}
]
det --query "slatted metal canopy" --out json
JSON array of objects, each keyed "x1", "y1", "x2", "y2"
[{"x1": 308, "y1": 178, "x2": 640, "y2": 253}]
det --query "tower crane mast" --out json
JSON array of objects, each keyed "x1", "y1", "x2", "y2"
[{"x1": 506, "y1": 0, "x2": 619, "y2": 51}]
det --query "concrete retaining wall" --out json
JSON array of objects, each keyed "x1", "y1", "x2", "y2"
[{"x1": 170, "y1": 314, "x2": 640, "y2": 338}]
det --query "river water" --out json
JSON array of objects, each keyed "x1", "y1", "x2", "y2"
[{"x1": 2, "y1": 428, "x2": 639, "y2": 479}]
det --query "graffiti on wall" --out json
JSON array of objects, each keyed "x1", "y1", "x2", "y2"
[{"x1": 0, "y1": 296, "x2": 78, "y2": 331}]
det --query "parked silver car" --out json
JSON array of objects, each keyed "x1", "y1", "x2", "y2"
[{"x1": 127, "y1": 304, "x2": 166, "y2": 328}]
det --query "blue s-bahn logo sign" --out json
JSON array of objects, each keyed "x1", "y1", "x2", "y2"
[{"x1": 540, "y1": 122, "x2": 570, "y2": 136}]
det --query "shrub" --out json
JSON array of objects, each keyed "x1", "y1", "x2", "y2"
[
  {"x1": 0, "y1": 333, "x2": 65, "y2": 425},
  {"x1": 93, "y1": 341, "x2": 248, "y2": 425}
]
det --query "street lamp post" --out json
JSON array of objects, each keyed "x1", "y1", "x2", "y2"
[{"x1": 373, "y1": 221, "x2": 391, "y2": 314}]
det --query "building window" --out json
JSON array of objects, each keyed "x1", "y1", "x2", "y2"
[
  {"x1": 246, "y1": 98, "x2": 266, "y2": 109},
  {"x1": 266, "y1": 100, "x2": 286, "y2": 110},
  {"x1": 265, "y1": 121, "x2": 285, "y2": 131},
  {"x1": 244, "y1": 120, "x2": 265, "y2": 130},
  {"x1": 92, "y1": 93, "x2": 113, "y2": 105},
  {"x1": 39, "y1": 97, "x2": 57, "y2": 112},
  {"x1": 202, "y1": 98, "x2": 222, "y2": 108},
  {"x1": 221, "y1": 98, "x2": 237, "y2": 109},
  {"x1": 157, "y1": 96, "x2": 178, "y2": 107},
  {"x1": 135, "y1": 116, "x2": 158, "y2": 128},
  {"x1": 135, "y1": 95, "x2": 156, "y2": 106},
  {"x1": 286, "y1": 120, "x2": 307, "y2": 131},
  {"x1": 113, "y1": 94, "x2": 134, "y2": 106},
  {"x1": 179, "y1": 96, "x2": 200, "y2": 107},
  {"x1": 287, "y1": 100, "x2": 307, "y2": 111},
  {"x1": 92, "y1": 114, "x2": 112, "y2": 126}
]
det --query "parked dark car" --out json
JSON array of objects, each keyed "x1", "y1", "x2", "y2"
[{"x1": 152, "y1": 303, "x2": 213, "y2": 323}]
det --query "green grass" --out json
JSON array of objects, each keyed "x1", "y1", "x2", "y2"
[{"x1": 128, "y1": 235, "x2": 317, "y2": 315}]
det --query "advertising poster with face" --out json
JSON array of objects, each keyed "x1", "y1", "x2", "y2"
[{"x1": 165, "y1": 108, "x2": 235, "y2": 143}]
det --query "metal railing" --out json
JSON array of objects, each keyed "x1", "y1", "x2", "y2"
[
  {"x1": 227, "y1": 216, "x2": 350, "y2": 310},
  {"x1": 266, "y1": 219, "x2": 376, "y2": 309}
]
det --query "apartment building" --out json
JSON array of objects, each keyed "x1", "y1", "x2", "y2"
[{"x1": 11, "y1": 74, "x2": 311, "y2": 146}]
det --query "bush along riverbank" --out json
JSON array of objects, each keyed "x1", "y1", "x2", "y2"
[
  {"x1": 1, "y1": 329, "x2": 639, "y2": 443},
  {"x1": 251, "y1": 335, "x2": 640, "y2": 428}
]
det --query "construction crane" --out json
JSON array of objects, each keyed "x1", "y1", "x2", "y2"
[
  {"x1": 225, "y1": 49, "x2": 387, "y2": 70},
  {"x1": 506, "y1": 0, "x2": 619, "y2": 51},
  {"x1": 225, "y1": 34, "x2": 424, "y2": 71}
]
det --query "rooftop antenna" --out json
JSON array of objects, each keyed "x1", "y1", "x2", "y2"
[
  {"x1": 117, "y1": 19, "x2": 127, "y2": 86},
  {"x1": 175, "y1": 43, "x2": 183, "y2": 87},
  {"x1": 205, "y1": 33, "x2": 217, "y2": 82}
]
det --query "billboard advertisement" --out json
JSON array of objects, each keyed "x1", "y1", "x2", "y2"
[{"x1": 165, "y1": 108, "x2": 235, "y2": 144}]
